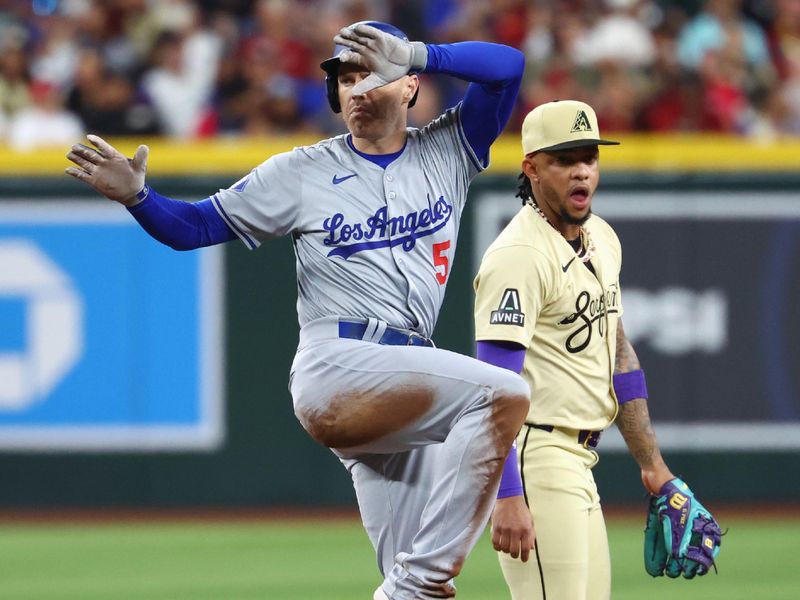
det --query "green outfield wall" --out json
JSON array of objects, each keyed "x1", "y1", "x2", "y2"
[{"x1": 1, "y1": 149, "x2": 799, "y2": 508}]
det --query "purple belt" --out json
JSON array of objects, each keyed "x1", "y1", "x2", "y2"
[{"x1": 528, "y1": 423, "x2": 602, "y2": 449}]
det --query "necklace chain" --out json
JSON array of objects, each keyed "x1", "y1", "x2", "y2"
[{"x1": 525, "y1": 197, "x2": 595, "y2": 263}]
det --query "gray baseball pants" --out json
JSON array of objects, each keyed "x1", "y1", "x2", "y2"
[{"x1": 290, "y1": 317, "x2": 529, "y2": 599}]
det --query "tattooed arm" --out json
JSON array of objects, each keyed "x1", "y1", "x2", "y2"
[{"x1": 614, "y1": 319, "x2": 675, "y2": 494}]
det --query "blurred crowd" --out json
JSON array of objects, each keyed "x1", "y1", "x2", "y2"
[{"x1": 1, "y1": 0, "x2": 800, "y2": 150}]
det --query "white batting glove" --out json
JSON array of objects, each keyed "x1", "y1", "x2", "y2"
[
  {"x1": 333, "y1": 23, "x2": 428, "y2": 96},
  {"x1": 65, "y1": 134, "x2": 148, "y2": 207}
]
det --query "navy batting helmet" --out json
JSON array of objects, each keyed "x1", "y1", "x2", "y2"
[{"x1": 319, "y1": 21, "x2": 420, "y2": 113}]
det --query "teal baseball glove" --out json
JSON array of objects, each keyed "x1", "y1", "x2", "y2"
[{"x1": 644, "y1": 478, "x2": 722, "y2": 578}]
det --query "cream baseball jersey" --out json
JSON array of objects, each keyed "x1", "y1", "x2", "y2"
[
  {"x1": 211, "y1": 107, "x2": 481, "y2": 339},
  {"x1": 474, "y1": 205, "x2": 623, "y2": 430}
]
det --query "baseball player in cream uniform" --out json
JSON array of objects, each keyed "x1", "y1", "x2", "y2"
[
  {"x1": 473, "y1": 101, "x2": 682, "y2": 599},
  {"x1": 66, "y1": 21, "x2": 530, "y2": 600}
]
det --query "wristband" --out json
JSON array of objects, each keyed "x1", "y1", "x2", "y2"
[
  {"x1": 410, "y1": 41, "x2": 428, "y2": 72},
  {"x1": 497, "y1": 440, "x2": 524, "y2": 499},
  {"x1": 125, "y1": 185, "x2": 149, "y2": 208},
  {"x1": 613, "y1": 369, "x2": 648, "y2": 405}
]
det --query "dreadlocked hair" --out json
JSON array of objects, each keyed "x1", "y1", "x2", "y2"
[{"x1": 516, "y1": 172, "x2": 533, "y2": 206}]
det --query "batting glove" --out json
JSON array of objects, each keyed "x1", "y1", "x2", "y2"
[
  {"x1": 333, "y1": 23, "x2": 428, "y2": 96},
  {"x1": 65, "y1": 134, "x2": 148, "y2": 206}
]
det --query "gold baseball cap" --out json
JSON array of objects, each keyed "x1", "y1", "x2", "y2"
[{"x1": 522, "y1": 100, "x2": 620, "y2": 155}]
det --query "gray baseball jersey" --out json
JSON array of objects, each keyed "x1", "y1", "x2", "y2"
[
  {"x1": 207, "y1": 107, "x2": 530, "y2": 599},
  {"x1": 211, "y1": 107, "x2": 482, "y2": 337}
]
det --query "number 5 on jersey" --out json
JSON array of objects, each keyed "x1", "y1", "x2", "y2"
[{"x1": 433, "y1": 240, "x2": 451, "y2": 285}]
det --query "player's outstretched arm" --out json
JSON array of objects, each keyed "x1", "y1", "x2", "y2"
[
  {"x1": 613, "y1": 319, "x2": 674, "y2": 493},
  {"x1": 65, "y1": 135, "x2": 236, "y2": 250},
  {"x1": 66, "y1": 135, "x2": 147, "y2": 206}
]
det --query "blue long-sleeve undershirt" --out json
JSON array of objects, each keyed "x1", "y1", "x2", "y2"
[
  {"x1": 126, "y1": 187, "x2": 236, "y2": 250},
  {"x1": 126, "y1": 41, "x2": 523, "y2": 251},
  {"x1": 424, "y1": 42, "x2": 524, "y2": 165}
]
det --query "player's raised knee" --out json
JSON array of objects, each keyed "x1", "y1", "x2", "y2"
[
  {"x1": 491, "y1": 372, "x2": 530, "y2": 429},
  {"x1": 495, "y1": 371, "x2": 530, "y2": 407}
]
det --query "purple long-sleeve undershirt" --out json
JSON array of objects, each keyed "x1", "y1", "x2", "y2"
[{"x1": 476, "y1": 340, "x2": 527, "y2": 499}]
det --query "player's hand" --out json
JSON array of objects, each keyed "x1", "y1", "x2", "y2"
[
  {"x1": 491, "y1": 495, "x2": 535, "y2": 562},
  {"x1": 333, "y1": 23, "x2": 427, "y2": 96},
  {"x1": 641, "y1": 466, "x2": 674, "y2": 495},
  {"x1": 65, "y1": 135, "x2": 148, "y2": 206}
]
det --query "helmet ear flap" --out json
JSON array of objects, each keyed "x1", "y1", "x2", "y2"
[{"x1": 326, "y1": 74, "x2": 341, "y2": 113}]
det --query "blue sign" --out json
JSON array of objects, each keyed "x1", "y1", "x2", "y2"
[{"x1": 0, "y1": 201, "x2": 224, "y2": 451}]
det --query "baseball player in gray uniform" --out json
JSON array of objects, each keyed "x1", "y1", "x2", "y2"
[{"x1": 65, "y1": 21, "x2": 529, "y2": 600}]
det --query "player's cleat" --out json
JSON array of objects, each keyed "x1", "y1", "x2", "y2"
[{"x1": 373, "y1": 587, "x2": 390, "y2": 600}]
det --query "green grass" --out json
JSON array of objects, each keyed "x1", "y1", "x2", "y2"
[{"x1": 0, "y1": 515, "x2": 797, "y2": 599}]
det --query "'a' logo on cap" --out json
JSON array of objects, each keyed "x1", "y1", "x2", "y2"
[{"x1": 571, "y1": 110, "x2": 592, "y2": 133}]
